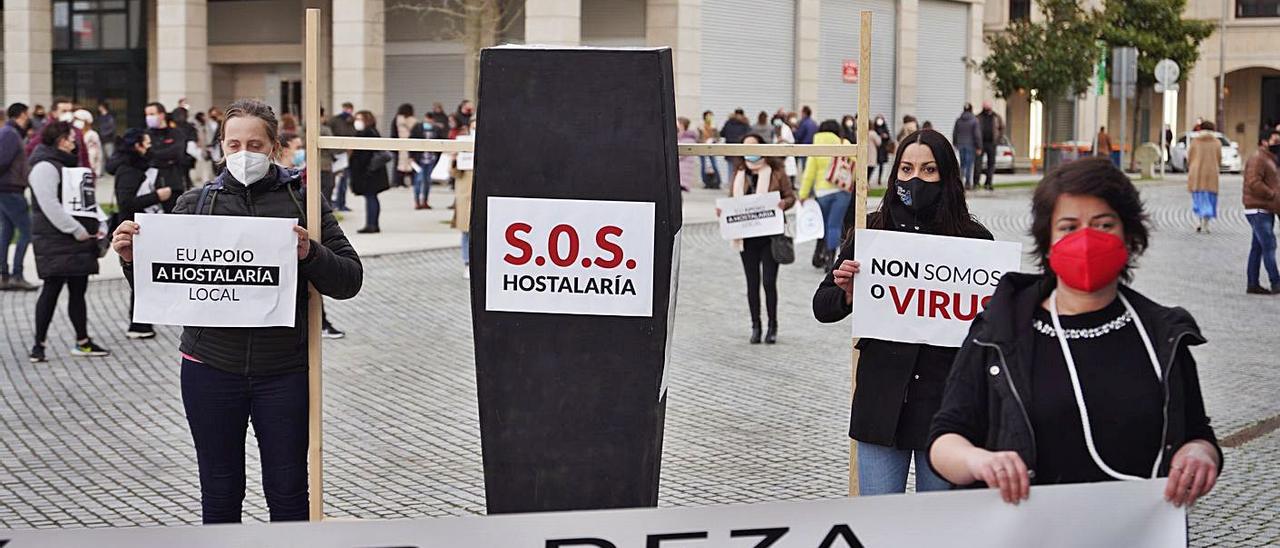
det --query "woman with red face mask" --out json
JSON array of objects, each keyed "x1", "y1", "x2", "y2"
[{"x1": 928, "y1": 157, "x2": 1222, "y2": 508}]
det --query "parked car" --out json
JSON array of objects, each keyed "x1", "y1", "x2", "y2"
[
  {"x1": 1168, "y1": 131, "x2": 1242, "y2": 173},
  {"x1": 994, "y1": 136, "x2": 1015, "y2": 173}
]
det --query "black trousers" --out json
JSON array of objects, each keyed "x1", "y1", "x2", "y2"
[
  {"x1": 739, "y1": 237, "x2": 779, "y2": 327},
  {"x1": 34, "y1": 275, "x2": 88, "y2": 344},
  {"x1": 181, "y1": 359, "x2": 309, "y2": 524},
  {"x1": 975, "y1": 142, "x2": 997, "y2": 189}
]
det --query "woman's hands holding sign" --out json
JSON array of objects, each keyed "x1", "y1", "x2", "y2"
[
  {"x1": 294, "y1": 226, "x2": 311, "y2": 261},
  {"x1": 112, "y1": 221, "x2": 140, "y2": 263},
  {"x1": 833, "y1": 260, "x2": 861, "y2": 305}
]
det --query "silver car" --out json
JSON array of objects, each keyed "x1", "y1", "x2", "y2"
[{"x1": 1168, "y1": 131, "x2": 1243, "y2": 174}]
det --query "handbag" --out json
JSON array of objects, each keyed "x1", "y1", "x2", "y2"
[
  {"x1": 770, "y1": 212, "x2": 796, "y2": 265},
  {"x1": 367, "y1": 150, "x2": 394, "y2": 173},
  {"x1": 825, "y1": 155, "x2": 855, "y2": 191}
]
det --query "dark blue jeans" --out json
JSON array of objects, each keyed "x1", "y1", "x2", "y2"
[
  {"x1": 333, "y1": 169, "x2": 350, "y2": 211},
  {"x1": 181, "y1": 359, "x2": 309, "y2": 524},
  {"x1": 365, "y1": 193, "x2": 381, "y2": 230},
  {"x1": 1247, "y1": 212, "x2": 1279, "y2": 288},
  {"x1": 0, "y1": 192, "x2": 32, "y2": 278}
]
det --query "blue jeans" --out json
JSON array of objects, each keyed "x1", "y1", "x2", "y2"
[
  {"x1": 364, "y1": 193, "x2": 381, "y2": 230},
  {"x1": 0, "y1": 192, "x2": 32, "y2": 278},
  {"x1": 412, "y1": 157, "x2": 434, "y2": 204},
  {"x1": 816, "y1": 191, "x2": 852, "y2": 254},
  {"x1": 461, "y1": 232, "x2": 471, "y2": 265},
  {"x1": 1247, "y1": 212, "x2": 1279, "y2": 288},
  {"x1": 333, "y1": 170, "x2": 350, "y2": 211},
  {"x1": 857, "y1": 441, "x2": 951, "y2": 495},
  {"x1": 181, "y1": 359, "x2": 309, "y2": 524},
  {"x1": 958, "y1": 146, "x2": 976, "y2": 187},
  {"x1": 699, "y1": 156, "x2": 722, "y2": 187}
]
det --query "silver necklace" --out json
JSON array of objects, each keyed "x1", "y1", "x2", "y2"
[{"x1": 1033, "y1": 310, "x2": 1133, "y2": 339}]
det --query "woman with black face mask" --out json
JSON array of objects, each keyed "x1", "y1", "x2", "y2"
[{"x1": 812, "y1": 129, "x2": 992, "y2": 495}]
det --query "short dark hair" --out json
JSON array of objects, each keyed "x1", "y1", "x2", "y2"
[
  {"x1": 397, "y1": 103, "x2": 414, "y2": 117},
  {"x1": 1198, "y1": 120, "x2": 1215, "y2": 131},
  {"x1": 702, "y1": 110, "x2": 713, "y2": 118},
  {"x1": 1030, "y1": 157, "x2": 1150, "y2": 280},
  {"x1": 342, "y1": 102, "x2": 354, "y2": 110},
  {"x1": 145, "y1": 102, "x2": 167, "y2": 118},
  {"x1": 7, "y1": 103, "x2": 28, "y2": 119},
  {"x1": 733, "y1": 108, "x2": 745, "y2": 115},
  {"x1": 52, "y1": 97, "x2": 73, "y2": 110},
  {"x1": 963, "y1": 103, "x2": 973, "y2": 112},
  {"x1": 818, "y1": 119, "x2": 842, "y2": 134},
  {"x1": 42, "y1": 121, "x2": 73, "y2": 147},
  {"x1": 801, "y1": 105, "x2": 812, "y2": 116}
]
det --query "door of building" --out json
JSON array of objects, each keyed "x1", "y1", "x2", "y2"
[{"x1": 1262, "y1": 76, "x2": 1280, "y2": 140}]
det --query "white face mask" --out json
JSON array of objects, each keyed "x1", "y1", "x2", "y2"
[
  {"x1": 353, "y1": 120, "x2": 367, "y2": 132},
  {"x1": 58, "y1": 112, "x2": 74, "y2": 123},
  {"x1": 225, "y1": 150, "x2": 272, "y2": 185}
]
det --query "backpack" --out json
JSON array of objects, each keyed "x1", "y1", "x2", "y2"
[{"x1": 825, "y1": 155, "x2": 855, "y2": 191}]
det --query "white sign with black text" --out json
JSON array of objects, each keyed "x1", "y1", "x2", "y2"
[
  {"x1": 131, "y1": 213, "x2": 299, "y2": 328},
  {"x1": 486, "y1": 197, "x2": 655, "y2": 317},
  {"x1": 716, "y1": 191, "x2": 784, "y2": 240},
  {"x1": 61, "y1": 167, "x2": 102, "y2": 220},
  {"x1": 852, "y1": 229, "x2": 1022, "y2": 347}
]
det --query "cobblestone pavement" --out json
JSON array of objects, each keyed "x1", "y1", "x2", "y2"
[{"x1": 1, "y1": 177, "x2": 1277, "y2": 545}]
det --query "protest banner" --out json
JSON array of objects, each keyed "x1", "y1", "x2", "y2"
[
  {"x1": 0, "y1": 479, "x2": 1184, "y2": 547},
  {"x1": 485, "y1": 196, "x2": 656, "y2": 317},
  {"x1": 130, "y1": 213, "x2": 299, "y2": 328},
  {"x1": 851, "y1": 229, "x2": 1022, "y2": 347},
  {"x1": 794, "y1": 199, "x2": 825, "y2": 243},
  {"x1": 716, "y1": 191, "x2": 784, "y2": 240},
  {"x1": 60, "y1": 167, "x2": 102, "y2": 220}
]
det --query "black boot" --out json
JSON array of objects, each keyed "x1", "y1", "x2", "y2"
[
  {"x1": 812, "y1": 240, "x2": 826, "y2": 268},
  {"x1": 765, "y1": 323, "x2": 777, "y2": 344},
  {"x1": 750, "y1": 325, "x2": 762, "y2": 344}
]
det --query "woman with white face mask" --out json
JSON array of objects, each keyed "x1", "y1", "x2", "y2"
[
  {"x1": 348, "y1": 110, "x2": 391, "y2": 233},
  {"x1": 110, "y1": 99, "x2": 364, "y2": 524}
]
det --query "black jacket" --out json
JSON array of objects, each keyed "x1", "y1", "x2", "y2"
[
  {"x1": 0, "y1": 121, "x2": 29, "y2": 193},
  {"x1": 29, "y1": 145, "x2": 100, "y2": 278},
  {"x1": 813, "y1": 212, "x2": 992, "y2": 449},
  {"x1": 107, "y1": 148, "x2": 161, "y2": 222},
  {"x1": 928, "y1": 273, "x2": 1223, "y2": 482},
  {"x1": 124, "y1": 165, "x2": 363, "y2": 377},
  {"x1": 146, "y1": 126, "x2": 191, "y2": 210},
  {"x1": 349, "y1": 128, "x2": 390, "y2": 196}
]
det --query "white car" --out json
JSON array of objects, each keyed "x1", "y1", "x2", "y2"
[
  {"x1": 994, "y1": 136, "x2": 1015, "y2": 173},
  {"x1": 1168, "y1": 131, "x2": 1242, "y2": 174}
]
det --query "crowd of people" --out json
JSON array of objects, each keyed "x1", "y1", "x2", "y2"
[{"x1": 5, "y1": 90, "x2": 1278, "y2": 525}]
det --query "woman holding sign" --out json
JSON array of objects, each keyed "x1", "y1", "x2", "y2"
[
  {"x1": 724, "y1": 133, "x2": 796, "y2": 344},
  {"x1": 929, "y1": 157, "x2": 1220, "y2": 507},
  {"x1": 27, "y1": 121, "x2": 111, "y2": 363},
  {"x1": 111, "y1": 99, "x2": 363, "y2": 523},
  {"x1": 812, "y1": 129, "x2": 991, "y2": 495},
  {"x1": 108, "y1": 128, "x2": 170, "y2": 340}
]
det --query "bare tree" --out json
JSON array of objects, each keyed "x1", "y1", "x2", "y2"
[{"x1": 387, "y1": 0, "x2": 525, "y2": 101}]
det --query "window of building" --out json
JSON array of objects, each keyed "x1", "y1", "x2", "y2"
[
  {"x1": 52, "y1": 0, "x2": 142, "y2": 51},
  {"x1": 1238, "y1": 0, "x2": 1280, "y2": 17},
  {"x1": 1010, "y1": 0, "x2": 1031, "y2": 21}
]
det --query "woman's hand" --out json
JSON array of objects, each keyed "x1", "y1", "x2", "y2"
[
  {"x1": 1165, "y1": 440, "x2": 1219, "y2": 507},
  {"x1": 156, "y1": 187, "x2": 173, "y2": 202},
  {"x1": 294, "y1": 226, "x2": 311, "y2": 260},
  {"x1": 777, "y1": 200, "x2": 788, "y2": 210},
  {"x1": 965, "y1": 448, "x2": 1031, "y2": 504},
  {"x1": 832, "y1": 260, "x2": 860, "y2": 305},
  {"x1": 112, "y1": 221, "x2": 139, "y2": 262}
]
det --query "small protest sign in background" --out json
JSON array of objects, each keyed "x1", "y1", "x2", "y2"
[
  {"x1": 852, "y1": 229, "x2": 1022, "y2": 347},
  {"x1": 716, "y1": 191, "x2": 784, "y2": 240},
  {"x1": 794, "y1": 199, "x2": 825, "y2": 243},
  {"x1": 61, "y1": 167, "x2": 102, "y2": 220},
  {"x1": 131, "y1": 213, "x2": 298, "y2": 328}
]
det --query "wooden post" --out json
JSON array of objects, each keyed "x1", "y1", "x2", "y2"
[
  {"x1": 303, "y1": 7, "x2": 325, "y2": 522},
  {"x1": 849, "y1": 9, "x2": 872, "y2": 498}
]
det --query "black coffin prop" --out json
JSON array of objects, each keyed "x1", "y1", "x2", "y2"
[{"x1": 469, "y1": 46, "x2": 683, "y2": 514}]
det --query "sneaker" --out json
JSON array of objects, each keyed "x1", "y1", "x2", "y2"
[
  {"x1": 7, "y1": 277, "x2": 38, "y2": 291},
  {"x1": 356, "y1": 226, "x2": 381, "y2": 234},
  {"x1": 462, "y1": 265, "x2": 471, "y2": 280},
  {"x1": 29, "y1": 344, "x2": 46, "y2": 363},
  {"x1": 321, "y1": 326, "x2": 346, "y2": 339},
  {"x1": 70, "y1": 339, "x2": 110, "y2": 357},
  {"x1": 1247, "y1": 285, "x2": 1272, "y2": 295},
  {"x1": 126, "y1": 323, "x2": 156, "y2": 339}
]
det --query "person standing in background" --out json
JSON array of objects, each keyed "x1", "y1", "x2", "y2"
[
  {"x1": 28, "y1": 99, "x2": 89, "y2": 169},
  {"x1": 328, "y1": 103, "x2": 356, "y2": 212},
  {"x1": 205, "y1": 108, "x2": 224, "y2": 176},
  {"x1": 799, "y1": 120, "x2": 852, "y2": 269},
  {"x1": 349, "y1": 110, "x2": 390, "y2": 234},
  {"x1": 73, "y1": 110, "x2": 104, "y2": 177},
  {"x1": 873, "y1": 114, "x2": 893, "y2": 186},
  {"x1": 452, "y1": 121, "x2": 476, "y2": 279},
  {"x1": 752, "y1": 111, "x2": 773, "y2": 140},
  {"x1": 145, "y1": 102, "x2": 190, "y2": 211},
  {"x1": 772, "y1": 113, "x2": 799, "y2": 185},
  {"x1": 1187, "y1": 120, "x2": 1221, "y2": 234},
  {"x1": 897, "y1": 115, "x2": 919, "y2": 144},
  {"x1": 677, "y1": 117, "x2": 698, "y2": 192},
  {"x1": 794, "y1": 105, "x2": 819, "y2": 173},
  {"x1": 29, "y1": 105, "x2": 47, "y2": 133},
  {"x1": 1096, "y1": 126, "x2": 1115, "y2": 165},
  {"x1": 0, "y1": 103, "x2": 36, "y2": 291},
  {"x1": 720, "y1": 108, "x2": 752, "y2": 175},
  {"x1": 1243, "y1": 131, "x2": 1280, "y2": 295},
  {"x1": 391, "y1": 103, "x2": 418, "y2": 190},
  {"x1": 107, "y1": 128, "x2": 169, "y2": 339},
  {"x1": 427, "y1": 103, "x2": 449, "y2": 128},
  {"x1": 952, "y1": 103, "x2": 981, "y2": 190},
  {"x1": 97, "y1": 103, "x2": 116, "y2": 159},
  {"x1": 975, "y1": 101, "x2": 1003, "y2": 191},
  {"x1": 455, "y1": 100, "x2": 474, "y2": 127},
  {"x1": 699, "y1": 111, "x2": 722, "y2": 190}
]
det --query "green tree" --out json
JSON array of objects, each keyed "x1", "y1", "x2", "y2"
[
  {"x1": 1100, "y1": 0, "x2": 1215, "y2": 152},
  {"x1": 977, "y1": 0, "x2": 1100, "y2": 162}
]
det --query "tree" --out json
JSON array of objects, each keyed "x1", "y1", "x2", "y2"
[
  {"x1": 387, "y1": 0, "x2": 525, "y2": 102},
  {"x1": 1099, "y1": 0, "x2": 1214, "y2": 160},
  {"x1": 976, "y1": 0, "x2": 1100, "y2": 163}
]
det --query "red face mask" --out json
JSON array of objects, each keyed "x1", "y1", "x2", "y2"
[{"x1": 1048, "y1": 228, "x2": 1129, "y2": 293}]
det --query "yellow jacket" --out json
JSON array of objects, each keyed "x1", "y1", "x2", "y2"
[{"x1": 800, "y1": 132, "x2": 850, "y2": 199}]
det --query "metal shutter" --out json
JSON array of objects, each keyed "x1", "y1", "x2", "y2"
[
  {"x1": 818, "y1": 0, "x2": 895, "y2": 124},
  {"x1": 1050, "y1": 96, "x2": 1076, "y2": 142},
  {"x1": 383, "y1": 54, "x2": 466, "y2": 133},
  {"x1": 700, "y1": 0, "x2": 795, "y2": 119},
  {"x1": 915, "y1": 0, "x2": 968, "y2": 133},
  {"x1": 582, "y1": 0, "x2": 647, "y2": 46}
]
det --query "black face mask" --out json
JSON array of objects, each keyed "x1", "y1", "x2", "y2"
[
  {"x1": 1269, "y1": 143, "x2": 1280, "y2": 159},
  {"x1": 890, "y1": 177, "x2": 944, "y2": 230}
]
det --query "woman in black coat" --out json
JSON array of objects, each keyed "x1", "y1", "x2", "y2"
[
  {"x1": 27, "y1": 121, "x2": 109, "y2": 362},
  {"x1": 929, "y1": 157, "x2": 1221, "y2": 508},
  {"x1": 108, "y1": 128, "x2": 171, "y2": 339},
  {"x1": 812, "y1": 129, "x2": 992, "y2": 495},
  {"x1": 348, "y1": 110, "x2": 390, "y2": 233}
]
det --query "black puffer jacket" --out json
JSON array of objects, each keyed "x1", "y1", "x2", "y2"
[
  {"x1": 348, "y1": 127, "x2": 390, "y2": 196},
  {"x1": 928, "y1": 273, "x2": 1223, "y2": 481},
  {"x1": 146, "y1": 126, "x2": 190, "y2": 211},
  {"x1": 30, "y1": 144, "x2": 100, "y2": 278},
  {"x1": 124, "y1": 165, "x2": 363, "y2": 376},
  {"x1": 107, "y1": 147, "x2": 161, "y2": 223}
]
